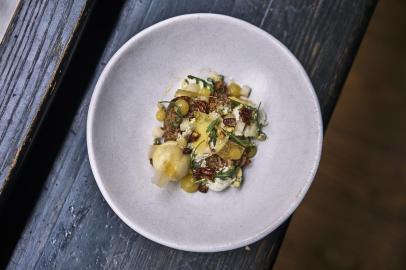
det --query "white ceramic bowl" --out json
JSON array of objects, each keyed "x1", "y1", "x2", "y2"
[{"x1": 87, "y1": 13, "x2": 323, "y2": 252}]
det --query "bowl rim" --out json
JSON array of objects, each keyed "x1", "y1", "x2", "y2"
[{"x1": 87, "y1": 13, "x2": 323, "y2": 252}]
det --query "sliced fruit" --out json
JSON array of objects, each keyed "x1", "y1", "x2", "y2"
[
  {"x1": 198, "y1": 87, "x2": 211, "y2": 96},
  {"x1": 214, "y1": 131, "x2": 229, "y2": 153},
  {"x1": 228, "y1": 96, "x2": 255, "y2": 106},
  {"x1": 183, "y1": 83, "x2": 200, "y2": 92},
  {"x1": 227, "y1": 82, "x2": 241, "y2": 96},
  {"x1": 175, "y1": 89, "x2": 199, "y2": 97},
  {"x1": 240, "y1": 85, "x2": 251, "y2": 97},
  {"x1": 217, "y1": 141, "x2": 245, "y2": 160},
  {"x1": 191, "y1": 112, "x2": 212, "y2": 156}
]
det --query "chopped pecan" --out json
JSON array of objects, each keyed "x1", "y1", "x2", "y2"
[
  {"x1": 223, "y1": 118, "x2": 236, "y2": 127},
  {"x1": 188, "y1": 131, "x2": 200, "y2": 142},
  {"x1": 235, "y1": 153, "x2": 251, "y2": 168},
  {"x1": 193, "y1": 167, "x2": 216, "y2": 180},
  {"x1": 214, "y1": 80, "x2": 226, "y2": 93},
  {"x1": 198, "y1": 185, "x2": 209, "y2": 193},
  {"x1": 182, "y1": 147, "x2": 192, "y2": 154},
  {"x1": 162, "y1": 102, "x2": 181, "y2": 141},
  {"x1": 194, "y1": 100, "x2": 209, "y2": 113},
  {"x1": 239, "y1": 107, "x2": 253, "y2": 124},
  {"x1": 163, "y1": 128, "x2": 179, "y2": 141},
  {"x1": 204, "y1": 154, "x2": 227, "y2": 170},
  {"x1": 208, "y1": 95, "x2": 230, "y2": 112}
]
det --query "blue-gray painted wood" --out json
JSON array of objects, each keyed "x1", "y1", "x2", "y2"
[
  {"x1": 0, "y1": 0, "x2": 94, "y2": 199},
  {"x1": 6, "y1": 0, "x2": 376, "y2": 269}
]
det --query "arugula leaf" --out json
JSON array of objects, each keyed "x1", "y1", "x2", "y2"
[
  {"x1": 206, "y1": 118, "x2": 220, "y2": 146},
  {"x1": 206, "y1": 118, "x2": 220, "y2": 133},
  {"x1": 215, "y1": 166, "x2": 237, "y2": 180},
  {"x1": 255, "y1": 102, "x2": 262, "y2": 133},
  {"x1": 230, "y1": 133, "x2": 252, "y2": 148},
  {"x1": 252, "y1": 102, "x2": 267, "y2": 140},
  {"x1": 221, "y1": 129, "x2": 253, "y2": 148},
  {"x1": 190, "y1": 140, "x2": 205, "y2": 169},
  {"x1": 207, "y1": 77, "x2": 215, "y2": 84}
]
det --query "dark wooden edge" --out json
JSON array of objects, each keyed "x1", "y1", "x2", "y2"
[
  {"x1": 0, "y1": 1, "x2": 125, "y2": 267},
  {"x1": 0, "y1": 1, "x2": 96, "y2": 208}
]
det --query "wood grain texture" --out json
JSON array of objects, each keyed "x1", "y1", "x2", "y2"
[
  {"x1": 0, "y1": 0, "x2": 94, "y2": 197},
  {"x1": 6, "y1": 0, "x2": 376, "y2": 269}
]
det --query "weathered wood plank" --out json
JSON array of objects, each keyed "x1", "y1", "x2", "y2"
[
  {"x1": 0, "y1": 0, "x2": 95, "y2": 200},
  {"x1": 5, "y1": 0, "x2": 376, "y2": 269}
]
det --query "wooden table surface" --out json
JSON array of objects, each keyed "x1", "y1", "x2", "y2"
[
  {"x1": 0, "y1": 0, "x2": 94, "y2": 203},
  {"x1": 0, "y1": 0, "x2": 376, "y2": 269}
]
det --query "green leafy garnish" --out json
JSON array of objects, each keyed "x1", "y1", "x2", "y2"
[
  {"x1": 190, "y1": 140, "x2": 205, "y2": 169},
  {"x1": 187, "y1": 75, "x2": 214, "y2": 94},
  {"x1": 222, "y1": 129, "x2": 253, "y2": 148},
  {"x1": 230, "y1": 133, "x2": 253, "y2": 148},
  {"x1": 206, "y1": 118, "x2": 220, "y2": 146},
  {"x1": 207, "y1": 77, "x2": 215, "y2": 84},
  {"x1": 206, "y1": 118, "x2": 220, "y2": 133},
  {"x1": 254, "y1": 102, "x2": 262, "y2": 133},
  {"x1": 190, "y1": 156, "x2": 199, "y2": 170},
  {"x1": 229, "y1": 133, "x2": 252, "y2": 148},
  {"x1": 215, "y1": 166, "x2": 237, "y2": 180}
]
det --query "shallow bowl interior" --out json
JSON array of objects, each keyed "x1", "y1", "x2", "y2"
[{"x1": 87, "y1": 14, "x2": 323, "y2": 252}]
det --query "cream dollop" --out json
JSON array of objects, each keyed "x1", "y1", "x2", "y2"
[{"x1": 207, "y1": 177, "x2": 234, "y2": 191}]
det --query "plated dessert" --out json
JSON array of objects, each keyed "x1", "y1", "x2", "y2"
[
  {"x1": 88, "y1": 14, "x2": 323, "y2": 252},
  {"x1": 149, "y1": 73, "x2": 268, "y2": 193}
]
